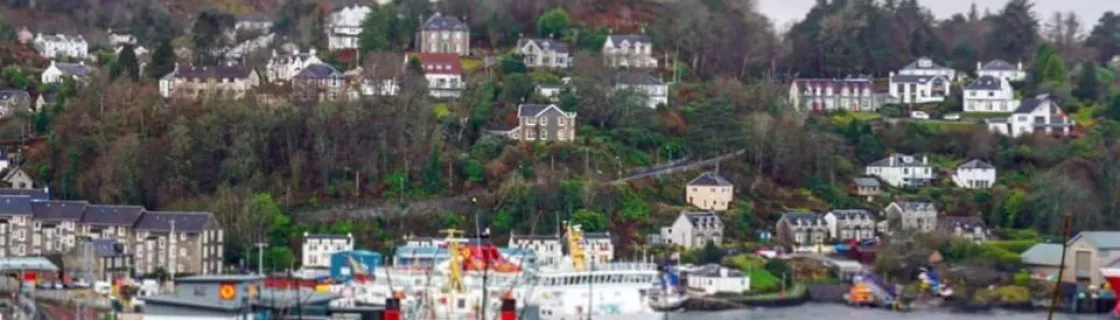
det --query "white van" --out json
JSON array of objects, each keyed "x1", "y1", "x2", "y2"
[{"x1": 910, "y1": 111, "x2": 930, "y2": 119}]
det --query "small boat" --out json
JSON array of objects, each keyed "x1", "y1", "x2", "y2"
[
  {"x1": 1101, "y1": 266, "x2": 1120, "y2": 318},
  {"x1": 846, "y1": 282, "x2": 875, "y2": 307}
]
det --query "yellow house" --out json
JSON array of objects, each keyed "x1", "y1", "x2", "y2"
[
  {"x1": 1064, "y1": 231, "x2": 1120, "y2": 285},
  {"x1": 686, "y1": 172, "x2": 733, "y2": 211}
]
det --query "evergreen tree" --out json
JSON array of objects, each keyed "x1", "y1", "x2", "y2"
[
  {"x1": 1029, "y1": 43, "x2": 1057, "y2": 90},
  {"x1": 1074, "y1": 61, "x2": 1103, "y2": 103},
  {"x1": 358, "y1": 7, "x2": 390, "y2": 54},
  {"x1": 114, "y1": 44, "x2": 141, "y2": 82},
  {"x1": 148, "y1": 38, "x2": 175, "y2": 79},
  {"x1": 985, "y1": 0, "x2": 1040, "y2": 62},
  {"x1": 1106, "y1": 94, "x2": 1120, "y2": 121},
  {"x1": 1041, "y1": 54, "x2": 1069, "y2": 85},
  {"x1": 1087, "y1": 11, "x2": 1120, "y2": 63}
]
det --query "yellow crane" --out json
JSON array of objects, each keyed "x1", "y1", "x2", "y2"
[
  {"x1": 440, "y1": 228, "x2": 465, "y2": 293},
  {"x1": 565, "y1": 222, "x2": 586, "y2": 272}
]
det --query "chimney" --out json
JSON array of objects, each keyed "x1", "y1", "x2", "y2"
[
  {"x1": 922, "y1": 155, "x2": 928, "y2": 164},
  {"x1": 310, "y1": 48, "x2": 318, "y2": 56},
  {"x1": 889, "y1": 155, "x2": 895, "y2": 166},
  {"x1": 1017, "y1": 61, "x2": 1023, "y2": 70},
  {"x1": 976, "y1": 61, "x2": 981, "y2": 71}
]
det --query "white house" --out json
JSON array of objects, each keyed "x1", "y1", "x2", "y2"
[
  {"x1": 963, "y1": 75, "x2": 1019, "y2": 112},
  {"x1": 236, "y1": 13, "x2": 274, "y2": 32},
  {"x1": 33, "y1": 33, "x2": 89, "y2": 60},
  {"x1": 685, "y1": 264, "x2": 751, "y2": 295},
  {"x1": 660, "y1": 211, "x2": 724, "y2": 250},
  {"x1": 326, "y1": 5, "x2": 371, "y2": 51},
  {"x1": 107, "y1": 30, "x2": 136, "y2": 48},
  {"x1": 985, "y1": 94, "x2": 1076, "y2": 138},
  {"x1": 412, "y1": 52, "x2": 464, "y2": 98},
  {"x1": 612, "y1": 72, "x2": 668, "y2": 108},
  {"x1": 536, "y1": 83, "x2": 565, "y2": 101},
  {"x1": 265, "y1": 49, "x2": 322, "y2": 83},
  {"x1": 602, "y1": 34, "x2": 657, "y2": 68},
  {"x1": 788, "y1": 78, "x2": 880, "y2": 112},
  {"x1": 41, "y1": 60, "x2": 90, "y2": 84},
  {"x1": 865, "y1": 153, "x2": 934, "y2": 188},
  {"x1": 508, "y1": 233, "x2": 563, "y2": 266},
  {"x1": 977, "y1": 59, "x2": 1026, "y2": 82},
  {"x1": 301, "y1": 232, "x2": 354, "y2": 268},
  {"x1": 898, "y1": 57, "x2": 957, "y2": 80},
  {"x1": 888, "y1": 73, "x2": 949, "y2": 104},
  {"x1": 953, "y1": 159, "x2": 996, "y2": 189},
  {"x1": 823, "y1": 209, "x2": 875, "y2": 242},
  {"x1": 517, "y1": 38, "x2": 570, "y2": 69}
]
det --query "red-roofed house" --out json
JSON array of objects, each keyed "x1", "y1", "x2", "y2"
[{"x1": 411, "y1": 52, "x2": 463, "y2": 98}]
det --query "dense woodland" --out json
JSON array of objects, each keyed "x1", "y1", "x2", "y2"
[{"x1": 1, "y1": 0, "x2": 1120, "y2": 270}]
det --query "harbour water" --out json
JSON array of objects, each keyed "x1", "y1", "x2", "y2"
[{"x1": 668, "y1": 303, "x2": 1111, "y2": 319}]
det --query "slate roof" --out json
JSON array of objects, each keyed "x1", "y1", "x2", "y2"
[
  {"x1": 889, "y1": 74, "x2": 947, "y2": 84},
  {"x1": 415, "y1": 53, "x2": 462, "y2": 75},
  {"x1": 90, "y1": 239, "x2": 128, "y2": 257},
  {"x1": 965, "y1": 75, "x2": 1003, "y2": 91},
  {"x1": 0, "y1": 195, "x2": 32, "y2": 216},
  {"x1": 518, "y1": 38, "x2": 569, "y2": 53},
  {"x1": 688, "y1": 171, "x2": 731, "y2": 186},
  {"x1": 981, "y1": 59, "x2": 1016, "y2": 71},
  {"x1": 517, "y1": 104, "x2": 571, "y2": 118},
  {"x1": 1020, "y1": 243, "x2": 1062, "y2": 266},
  {"x1": 80, "y1": 204, "x2": 144, "y2": 226},
  {"x1": 1070, "y1": 231, "x2": 1120, "y2": 249},
  {"x1": 422, "y1": 13, "x2": 468, "y2": 31},
  {"x1": 829, "y1": 209, "x2": 873, "y2": 220},
  {"x1": 134, "y1": 211, "x2": 214, "y2": 232},
  {"x1": 606, "y1": 34, "x2": 651, "y2": 45},
  {"x1": 867, "y1": 153, "x2": 929, "y2": 168},
  {"x1": 852, "y1": 177, "x2": 880, "y2": 188},
  {"x1": 891, "y1": 201, "x2": 936, "y2": 213},
  {"x1": 55, "y1": 63, "x2": 90, "y2": 78},
  {"x1": 176, "y1": 65, "x2": 253, "y2": 80},
  {"x1": 1013, "y1": 94, "x2": 1057, "y2": 114},
  {"x1": 31, "y1": 200, "x2": 88, "y2": 221},
  {"x1": 0, "y1": 188, "x2": 48, "y2": 200},
  {"x1": 937, "y1": 215, "x2": 986, "y2": 231},
  {"x1": 901, "y1": 57, "x2": 951, "y2": 70},
  {"x1": 612, "y1": 72, "x2": 663, "y2": 86},
  {"x1": 682, "y1": 211, "x2": 722, "y2": 227},
  {"x1": 958, "y1": 159, "x2": 995, "y2": 170},
  {"x1": 792, "y1": 78, "x2": 872, "y2": 91},
  {"x1": 306, "y1": 233, "x2": 350, "y2": 240},
  {"x1": 780, "y1": 211, "x2": 825, "y2": 225},
  {"x1": 295, "y1": 63, "x2": 340, "y2": 79}
]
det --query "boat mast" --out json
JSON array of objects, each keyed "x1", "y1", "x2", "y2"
[{"x1": 1047, "y1": 213, "x2": 1072, "y2": 320}]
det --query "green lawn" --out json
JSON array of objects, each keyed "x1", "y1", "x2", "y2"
[
  {"x1": 1073, "y1": 105, "x2": 1100, "y2": 128},
  {"x1": 829, "y1": 112, "x2": 882, "y2": 126},
  {"x1": 461, "y1": 57, "x2": 483, "y2": 72},
  {"x1": 961, "y1": 112, "x2": 1011, "y2": 119}
]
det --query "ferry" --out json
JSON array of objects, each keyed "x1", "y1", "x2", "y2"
[{"x1": 333, "y1": 223, "x2": 685, "y2": 319}]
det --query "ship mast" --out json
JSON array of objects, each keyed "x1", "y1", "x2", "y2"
[
  {"x1": 566, "y1": 222, "x2": 586, "y2": 272},
  {"x1": 441, "y1": 228, "x2": 465, "y2": 293}
]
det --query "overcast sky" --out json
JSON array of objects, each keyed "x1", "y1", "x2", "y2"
[{"x1": 757, "y1": 0, "x2": 1120, "y2": 33}]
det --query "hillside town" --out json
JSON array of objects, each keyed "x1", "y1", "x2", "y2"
[{"x1": 0, "y1": 0, "x2": 1118, "y2": 319}]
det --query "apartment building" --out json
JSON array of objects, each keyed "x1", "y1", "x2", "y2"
[
  {"x1": 30, "y1": 200, "x2": 88, "y2": 255},
  {"x1": 132, "y1": 211, "x2": 224, "y2": 275}
]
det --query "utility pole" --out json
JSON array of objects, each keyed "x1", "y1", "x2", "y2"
[{"x1": 255, "y1": 242, "x2": 268, "y2": 275}]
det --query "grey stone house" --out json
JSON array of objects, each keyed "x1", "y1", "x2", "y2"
[
  {"x1": 31, "y1": 200, "x2": 88, "y2": 255},
  {"x1": 0, "y1": 195, "x2": 33, "y2": 257},
  {"x1": 491, "y1": 104, "x2": 577, "y2": 142},
  {"x1": 824, "y1": 209, "x2": 875, "y2": 241},
  {"x1": 882, "y1": 200, "x2": 938, "y2": 233},
  {"x1": 132, "y1": 211, "x2": 224, "y2": 275},
  {"x1": 776, "y1": 212, "x2": 828, "y2": 251}
]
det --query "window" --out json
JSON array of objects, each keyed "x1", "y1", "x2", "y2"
[{"x1": 540, "y1": 117, "x2": 548, "y2": 125}]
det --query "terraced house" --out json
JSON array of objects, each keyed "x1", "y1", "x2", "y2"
[
  {"x1": 788, "y1": 78, "x2": 878, "y2": 112},
  {"x1": 0, "y1": 195, "x2": 33, "y2": 257},
  {"x1": 31, "y1": 200, "x2": 87, "y2": 255},
  {"x1": 776, "y1": 212, "x2": 828, "y2": 252},
  {"x1": 132, "y1": 211, "x2": 224, "y2": 275},
  {"x1": 160, "y1": 64, "x2": 261, "y2": 99}
]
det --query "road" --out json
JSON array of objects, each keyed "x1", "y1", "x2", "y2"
[{"x1": 293, "y1": 149, "x2": 746, "y2": 222}]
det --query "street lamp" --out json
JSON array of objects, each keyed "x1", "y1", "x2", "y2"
[{"x1": 254, "y1": 242, "x2": 268, "y2": 275}]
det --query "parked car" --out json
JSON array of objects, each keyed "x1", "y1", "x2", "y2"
[
  {"x1": 943, "y1": 113, "x2": 961, "y2": 121},
  {"x1": 72, "y1": 279, "x2": 90, "y2": 288},
  {"x1": 910, "y1": 111, "x2": 930, "y2": 119},
  {"x1": 93, "y1": 281, "x2": 111, "y2": 295}
]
